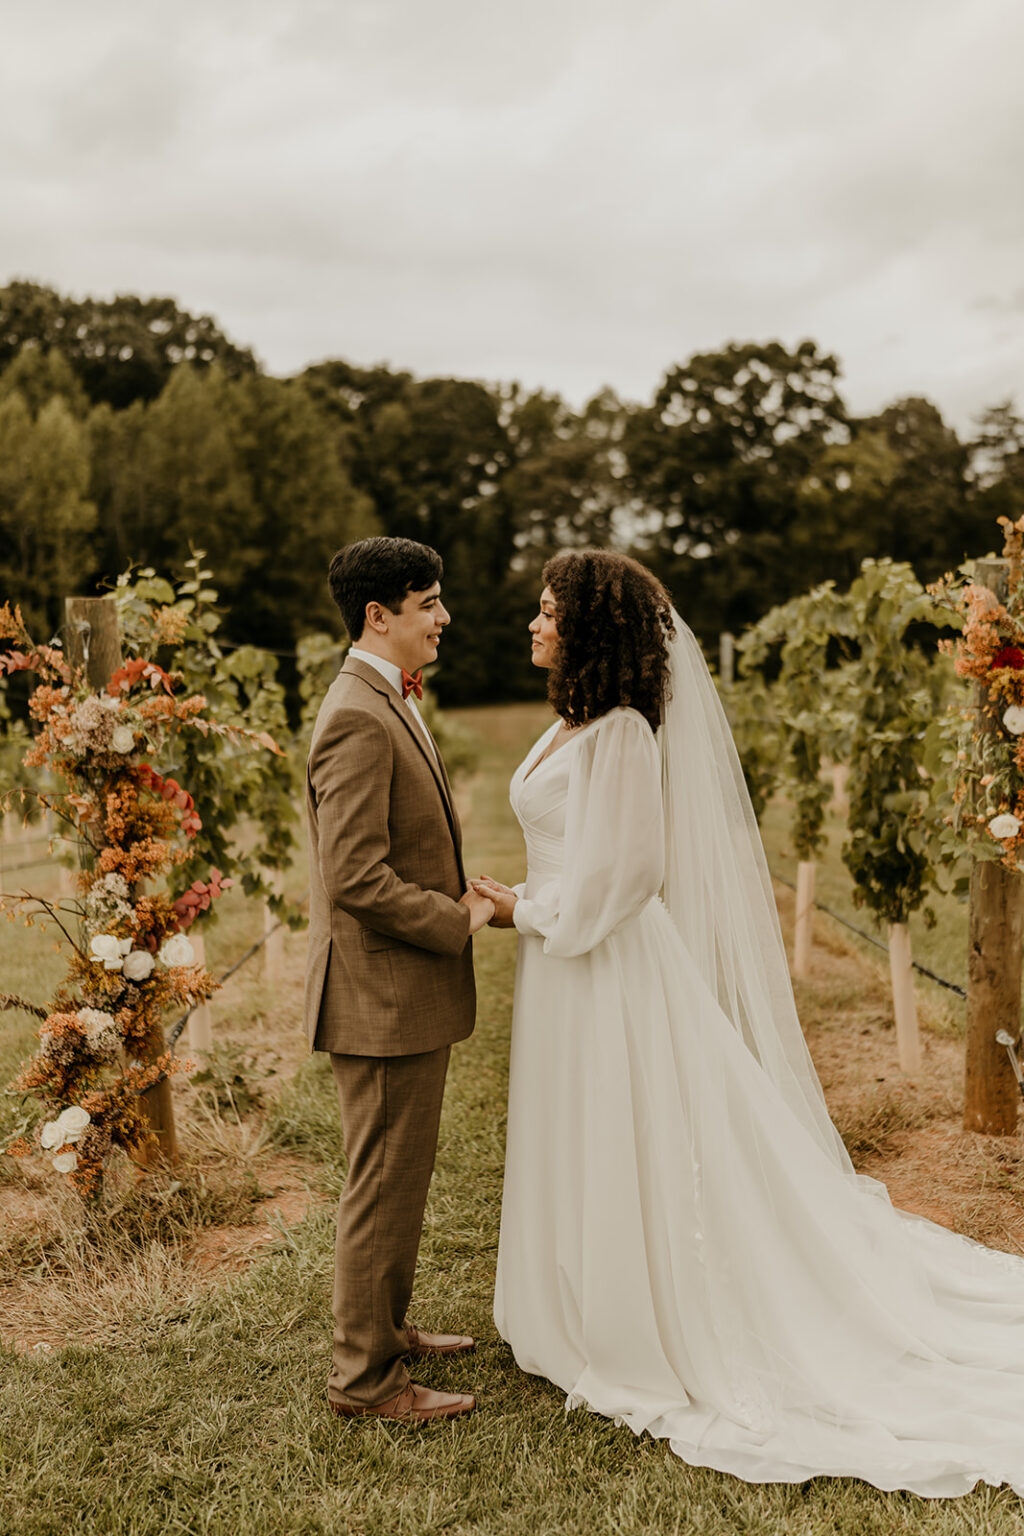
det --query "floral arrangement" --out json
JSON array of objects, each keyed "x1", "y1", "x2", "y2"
[
  {"x1": 931, "y1": 515, "x2": 1024, "y2": 871},
  {"x1": 0, "y1": 599, "x2": 282, "y2": 1201}
]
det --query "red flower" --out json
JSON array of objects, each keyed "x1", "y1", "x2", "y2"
[
  {"x1": 171, "y1": 868, "x2": 233, "y2": 930},
  {"x1": 107, "y1": 658, "x2": 176, "y2": 697},
  {"x1": 991, "y1": 645, "x2": 1024, "y2": 670},
  {"x1": 136, "y1": 763, "x2": 202, "y2": 838}
]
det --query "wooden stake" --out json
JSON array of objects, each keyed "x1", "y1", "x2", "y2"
[
  {"x1": 46, "y1": 807, "x2": 74, "y2": 897},
  {"x1": 64, "y1": 594, "x2": 179, "y2": 1164},
  {"x1": 186, "y1": 932, "x2": 214, "y2": 1055},
  {"x1": 65, "y1": 595, "x2": 123, "y2": 684},
  {"x1": 830, "y1": 763, "x2": 850, "y2": 819},
  {"x1": 965, "y1": 857, "x2": 1023, "y2": 1134},
  {"x1": 262, "y1": 884, "x2": 285, "y2": 984},
  {"x1": 718, "y1": 631, "x2": 735, "y2": 688},
  {"x1": 888, "y1": 922, "x2": 921, "y2": 1074},
  {"x1": 793, "y1": 860, "x2": 815, "y2": 978},
  {"x1": 963, "y1": 557, "x2": 1024, "y2": 1135}
]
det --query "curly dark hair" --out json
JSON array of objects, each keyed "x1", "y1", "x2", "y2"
[{"x1": 542, "y1": 550, "x2": 676, "y2": 731}]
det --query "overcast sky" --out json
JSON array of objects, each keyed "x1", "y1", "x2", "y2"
[{"x1": 2, "y1": 0, "x2": 1022, "y2": 432}]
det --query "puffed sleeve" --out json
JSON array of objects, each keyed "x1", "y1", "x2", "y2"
[{"x1": 512, "y1": 709, "x2": 664, "y2": 957}]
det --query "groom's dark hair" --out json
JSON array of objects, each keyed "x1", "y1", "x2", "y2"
[{"x1": 329, "y1": 536, "x2": 444, "y2": 641}]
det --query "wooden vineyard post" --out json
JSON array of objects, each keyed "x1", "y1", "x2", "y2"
[
  {"x1": 830, "y1": 763, "x2": 850, "y2": 819},
  {"x1": 262, "y1": 876, "x2": 285, "y2": 985},
  {"x1": 66, "y1": 595, "x2": 180, "y2": 1164},
  {"x1": 963, "y1": 558, "x2": 1024, "y2": 1135},
  {"x1": 186, "y1": 932, "x2": 214, "y2": 1055},
  {"x1": 718, "y1": 632, "x2": 735, "y2": 688},
  {"x1": 47, "y1": 806, "x2": 74, "y2": 897},
  {"x1": 887, "y1": 922, "x2": 921, "y2": 1073},
  {"x1": 793, "y1": 860, "x2": 815, "y2": 979}
]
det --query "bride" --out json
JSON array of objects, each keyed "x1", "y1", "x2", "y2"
[{"x1": 472, "y1": 548, "x2": 1024, "y2": 1498}]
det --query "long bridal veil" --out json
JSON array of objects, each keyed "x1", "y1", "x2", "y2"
[{"x1": 658, "y1": 611, "x2": 851, "y2": 1169}]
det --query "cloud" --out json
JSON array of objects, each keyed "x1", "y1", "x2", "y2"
[{"x1": 0, "y1": 0, "x2": 1022, "y2": 430}]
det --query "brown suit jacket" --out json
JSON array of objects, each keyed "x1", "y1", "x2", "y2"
[{"x1": 304, "y1": 655, "x2": 475, "y2": 1056}]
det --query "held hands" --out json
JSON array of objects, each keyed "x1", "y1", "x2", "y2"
[
  {"x1": 459, "y1": 886, "x2": 495, "y2": 934},
  {"x1": 469, "y1": 875, "x2": 518, "y2": 928}
]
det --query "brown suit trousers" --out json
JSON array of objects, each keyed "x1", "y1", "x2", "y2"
[{"x1": 328, "y1": 1046, "x2": 450, "y2": 1405}]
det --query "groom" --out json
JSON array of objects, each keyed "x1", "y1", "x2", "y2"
[{"x1": 304, "y1": 536, "x2": 494, "y2": 1423}]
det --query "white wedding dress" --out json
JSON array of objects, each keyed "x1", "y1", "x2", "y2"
[{"x1": 494, "y1": 700, "x2": 1024, "y2": 1497}]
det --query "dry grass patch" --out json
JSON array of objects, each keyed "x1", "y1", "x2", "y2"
[{"x1": 774, "y1": 879, "x2": 1024, "y2": 1255}]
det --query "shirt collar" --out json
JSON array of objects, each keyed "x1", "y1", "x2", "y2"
[{"x1": 348, "y1": 646, "x2": 405, "y2": 698}]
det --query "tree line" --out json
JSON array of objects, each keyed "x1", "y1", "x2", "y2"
[{"x1": 1, "y1": 279, "x2": 1022, "y2": 706}]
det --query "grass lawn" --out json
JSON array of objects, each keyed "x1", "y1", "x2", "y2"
[{"x1": 3, "y1": 703, "x2": 1024, "y2": 1535}]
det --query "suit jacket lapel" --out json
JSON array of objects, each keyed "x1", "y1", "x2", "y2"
[{"x1": 340, "y1": 656, "x2": 462, "y2": 854}]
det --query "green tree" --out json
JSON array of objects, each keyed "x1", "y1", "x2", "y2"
[
  {"x1": 970, "y1": 400, "x2": 1024, "y2": 531},
  {"x1": 624, "y1": 340, "x2": 848, "y2": 639},
  {"x1": 796, "y1": 429, "x2": 902, "y2": 586},
  {"x1": 0, "y1": 345, "x2": 89, "y2": 419},
  {"x1": 301, "y1": 367, "x2": 517, "y2": 700},
  {"x1": 860, "y1": 397, "x2": 973, "y2": 577},
  {"x1": 0, "y1": 280, "x2": 256, "y2": 409},
  {"x1": 226, "y1": 373, "x2": 378, "y2": 653},
  {"x1": 89, "y1": 368, "x2": 376, "y2": 668},
  {"x1": 0, "y1": 391, "x2": 97, "y2": 633}
]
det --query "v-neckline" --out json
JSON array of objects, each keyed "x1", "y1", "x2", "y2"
[{"x1": 521, "y1": 719, "x2": 593, "y2": 782}]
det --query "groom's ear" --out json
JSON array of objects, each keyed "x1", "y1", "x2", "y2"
[{"x1": 363, "y1": 600, "x2": 388, "y2": 636}]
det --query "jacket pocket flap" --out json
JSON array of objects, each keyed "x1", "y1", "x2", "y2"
[{"x1": 361, "y1": 928, "x2": 399, "y2": 952}]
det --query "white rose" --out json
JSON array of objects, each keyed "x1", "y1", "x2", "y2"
[
  {"x1": 52, "y1": 1150, "x2": 78, "y2": 1174},
  {"x1": 159, "y1": 933, "x2": 195, "y2": 968},
  {"x1": 989, "y1": 813, "x2": 1021, "y2": 840},
  {"x1": 122, "y1": 949, "x2": 155, "y2": 982},
  {"x1": 55, "y1": 1106, "x2": 91, "y2": 1138},
  {"x1": 110, "y1": 724, "x2": 135, "y2": 753},
  {"x1": 1004, "y1": 707, "x2": 1024, "y2": 736},
  {"x1": 89, "y1": 933, "x2": 124, "y2": 970},
  {"x1": 40, "y1": 1119, "x2": 64, "y2": 1150}
]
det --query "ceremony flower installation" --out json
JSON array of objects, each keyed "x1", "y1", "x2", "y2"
[
  {"x1": 933, "y1": 515, "x2": 1024, "y2": 870},
  {"x1": 0, "y1": 600, "x2": 281, "y2": 1201}
]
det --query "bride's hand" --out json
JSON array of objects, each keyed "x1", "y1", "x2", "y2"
[{"x1": 470, "y1": 876, "x2": 518, "y2": 928}]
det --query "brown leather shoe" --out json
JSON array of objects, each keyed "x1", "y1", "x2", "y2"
[
  {"x1": 329, "y1": 1382, "x2": 475, "y2": 1422},
  {"x1": 405, "y1": 1324, "x2": 476, "y2": 1359}
]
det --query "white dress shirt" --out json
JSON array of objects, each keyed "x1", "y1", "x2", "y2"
[{"x1": 348, "y1": 647, "x2": 438, "y2": 761}]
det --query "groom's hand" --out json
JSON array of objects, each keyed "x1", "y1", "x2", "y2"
[
  {"x1": 459, "y1": 887, "x2": 495, "y2": 934},
  {"x1": 470, "y1": 876, "x2": 517, "y2": 929}
]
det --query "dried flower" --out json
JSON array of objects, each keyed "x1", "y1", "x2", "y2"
[{"x1": 77, "y1": 1008, "x2": 119, "y2": 1057}]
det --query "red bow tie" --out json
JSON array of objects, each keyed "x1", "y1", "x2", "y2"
[{"x1": 401, "y1": 669, "x2": 423, "y2": 700}]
